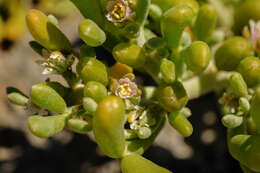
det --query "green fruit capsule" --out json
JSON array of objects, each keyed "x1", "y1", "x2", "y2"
[
  {"x1": 78, "y1": 19, "x2": 106, "y2": 47},
  {"x1": 157, "y1": 81, "x2": 188, "y2": 112},
  {"x1": 112, "y1": 43, "x2": 146, "y2": 68},
  {"x1": 160, "y1": 58, "x2": 176, "y2": 84},
  {"x1": 250, "y1": 87, "x2": 260, "y2": 133},
  {"x1": 84, "y1": 81, "x2": 107, "y2": 103},
  {"x1": 93, "y1": 96, "x2": 126, "y2": 158},
  {"x1": 161, "y1": 4, "x2": 195, "y2": 49},
  {"x1": 151, "y1": 0, "x2": 199, "y2": 13},
  {"x1": 77, "y1": 57, "x2": 109, "y2": 86},
  {"x1": 215, "y1": 37, "x2": 252, "y2": 71},
  {"x1": 233, "y1": 0, "x2": 260, "y2": 34},
  {"x1": 237, "y1": 57, "x2": 260, "y2": 87},
  {"x1": 68, "y1": 118, "x2": 92, "y2": 134},
  {"x1": 26, "y1": 9, "x2": 71, "y2": 51},
  {"x1": 28, "y1": 115, "x2": 66, "y2": 138},
  {"x1": 121, "y1": 154, "x2": 172, "y2": 173},
  {"x1": 193, "y1": 4, "x2": 217, "y2": 42},
  {"x1": 30, "y1": 82, "x2": 67, "y2": 113},
  {"x1": 168, "y1": 111, "x2": 193, "y2": 137},
  {"x1": 181, "y1": 41, "x2": 211, "y2": 73},
  {"x1": 229, "y1": 72, "x2": 248, "y2": 97},
  {"x1": 228, "y1": 134, "x2": 260, "y2": 172}
]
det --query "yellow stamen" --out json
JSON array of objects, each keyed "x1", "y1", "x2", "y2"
[
  {"x1": 119, "y1": 83, "x2": 132, "y2": 96},
  {"x1": 111, "y1": 2, "x2": 126, "y2": 20}
]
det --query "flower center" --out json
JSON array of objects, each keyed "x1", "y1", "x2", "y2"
[
  {"x1": 118, "y1": 83, "x2": 132, "y2": 97},
  {"x1": 110, "y1": 1, "x2": 126, "y2": 21}
]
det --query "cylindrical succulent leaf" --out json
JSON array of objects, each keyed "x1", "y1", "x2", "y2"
[
  {"x1": 30, "y1": 82, "x2": 67, "y2": 113},
  {"x1": 84, "y1": 81, "x2": 108, "y2": 103},
  {"x1": 161, "y1": 4, "x2": 195, "y2": 49},
  {"x1": 93, "y1": 96, "x2": 126, "y2": 158},
  {"x1": 215, "y1": 37, "x2": 252, "y2": 71},
  {"x1": 193, "y1": 4, "x2": 217, "y2": 42},
  {"x1": 222, "y1": 114, "x2": 244, "y2": 129},
  {"x1": 160, "y1": 58, "x2": 176, "y2": 84},
  {"x1": 7, "y1": 87, "x2": 28, "y2": 106},
  {"x1": 181, "y1": 41, "x2": 211, "y2": 73},
  {"x1": 77, "y1": 57, "x2": 109, "y2": 86},
  {"x1": 229, "y1": 72, "x2": 248, "y2": 97},
  {"x1": 68, "y1": 118, "x2": 92, "y2": 134},
  {"x1": 78, "y1": 19, "x2": 106, "y2": 47},
  {"x1": 237, "y1": 57, "x2": 260, "y2": 87},
  {"x1": 157, "y1": 81, "x2": 188, "y2": 112},
  {"x1": 168, "y1": 111, "x2": 193, "y2": 137},
  {"x1": 28, "y1": 115, "x2": 66, "y2": 138},
  {"x1": 121, "y1": 154, "x2": 172, "y2": 173},
  {"x1": 112, "y1": 43, "x2": 146, "y2": 68},
  {"x1": 26, "y1": 9, "x2": 71, "y2": 51}
]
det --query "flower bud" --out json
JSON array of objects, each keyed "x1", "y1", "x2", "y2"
[
  {"x1": 26, "y1": 9, "x2": 71, "y2": 51},
  {"x1": 168, "y1": 111, "x2": 193, "y2": 137},
  {"x1": 77, "y1": 57, "x2": 109, "y2": 86},
  {"x1": 215, "y1": 37, "x2": 252, "y2": 71},
  {"x1": 30, "y1": 82, "x2": 67, "y2": 113},
  {"x1": 112, "y1": 43, "x2": 146, "y2": 68},
  {"x1": 68, "y1": 118, "x2": 92, "y2": 134},
  {"x1": 28, "y1": 115, "x2": 66, "y2": 138},
  {"x1": 182, "y1": 41, "x2": 211, "y2": 73},
  {"x1": 237, "y1": 57, "x2": 260, "y2": 87},
  {"x1": 161, "y1": 4, "x2": 195, "y2": 49},
  {"x1": 109, "y1": 62, "x2": 133, "y2": 80},
  {"x1": 157, "y1": 82, "x2": 188, "y2": 112},
  {"x1": 229, "y1": 72, "x2": 248, "y2": 97},
  {"x1": 193, "y1": 4, "x2": 217, "y2": 42},
  {"x1": 78, "y1": 19, "x2": 106, "y2": 47},
  {"x1": 222, "y1": 114, "x2": 243, "y2": 129},
  {"x1": 239, "y1": 97, "x2": 250, "y2": 113},
  {"x1": 121, "y1": 154, "x2": 172, "y2": 173},
  {"x1": 83, "y1": 97, "x2": 98, "y2": 114},
  {"x1": 84, "y1": 81, "x2": 107, "y2": 103}
]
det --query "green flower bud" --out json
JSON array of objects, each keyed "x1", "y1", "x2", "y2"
[
  {"x1": 30, "y1": 82, "x2": 67, "y2": 113},
  {"x1": 193, "y1": 4, "x2": 217, "y2": 42},
  {"x1": 239, "y1": 97, "x2": 250, "y2": 113},
  {"x1": 229, "y1": 72, "x2": 248, "y2": 97},
  {"x1": 26, "y1": 9, "x2": 71, "y2": 51},
  {"x1": 157, "y1": 81, "x2": 188, "y2": 112},
  {"x1": 28, "y1": 115, "x2": 66, "y2": 138},
  {"x1": 181, "y1": 41, "x2": 211, "y2": 73},
  {"x1": 84, "y1": 81, "x2": 107, "y2": 103},
  {"x1": 78, "y1": 19, "x2": 106, "y2": 47},
  {"x1": 237, "y1": 57, "x2": 260, "y2": 87},
  {"x1": 93, "y1": 96, "x2": 126, "y2": 158},
  {"x1": 151, "y1": 0, "x2": 199, "y2": 13},
  {"x1": 7, "y1": 87, "x2": 28, "y2": 107},
  {"x1": 250, "y1": 87, "x2": 260, "y2": 133},
  {"x1": 112, "y1": 43, "x2": 146, "y2": 68},
  {"x1": 68, "y1": 118, "x2": 92, "y2": 134},
  {"x1": 215, "y1": 37, "x2": 252, "y2": 71},
  {"x1": 121, "y1": 154, "x2": 172, "y2": 173},
  {"x1": 161, "y1": 5, "x2": 195, "y2": 49},
  {"x1": 222, "y1": 114, "x2": 243, "y2": 129},
  {"x1": 77, "y1": 57, "x2": 109, "y2": 86},
  {"x1": 83, "y1": 97, "x2": 98, "y2": 114},
  {"x1": 168, "y1": 111, "x2": 193, "y2": 137},
  {"x1": 228, "y1": 134, "x2": 260, "y2": 172},
  {"x1": 136, "y1": 126, "x2": 152, "y2": 139},
  {"x1": 160, "y1": 58, "x2": 176, "y2": 84},
  {"x1": 233, "y1": 0, "x2": 260, "y2": 34}
]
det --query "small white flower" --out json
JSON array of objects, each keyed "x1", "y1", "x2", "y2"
[
  {"x1": 249, "y1": 20, "x2": 260, "y2": 49},
  {"x1": 115, "y1": 78, "x2": 138, "y2": 99},
  {"x1": 106, "y1": 0, "x2": 132, "y2": 23}
]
